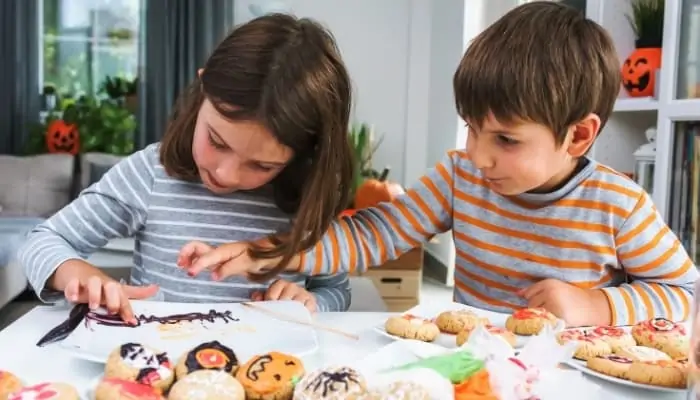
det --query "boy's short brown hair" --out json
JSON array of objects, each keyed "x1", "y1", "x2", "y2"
[{"x1": 454, "y1": 1, "x2": 621, "y2": 143}]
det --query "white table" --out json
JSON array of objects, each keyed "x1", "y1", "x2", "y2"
[{"x1": 0, "y1": 306, "x2": 686, "y2": 399}]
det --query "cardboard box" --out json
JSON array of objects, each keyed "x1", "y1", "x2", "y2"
[
  {"x1": 362, "y1": 268, "x2": 422, "y2": 299},
  {"x1": 385, "y1": 297, "x2": 420, "y2": 312},
  {"x1": 376, "y1": 247, "x2": 423, "y2": 270}
]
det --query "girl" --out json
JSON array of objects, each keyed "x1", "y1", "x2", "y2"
[{"x1": 19, "y1": 13, "x2": 355, "y2": 323}]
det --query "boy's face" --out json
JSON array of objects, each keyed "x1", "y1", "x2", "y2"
[{"x1": 465, "y1": 113, "x2": 598, "y2": 196}]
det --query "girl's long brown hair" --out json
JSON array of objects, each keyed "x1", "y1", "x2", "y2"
[{"x1": 159, "y1": 14, "x2": 354, "y2": 281}]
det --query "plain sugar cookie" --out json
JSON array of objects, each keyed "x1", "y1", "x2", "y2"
[
  {"x1": 235, "y1": 351, "x2": 305, "y2": 400},
  {"x1": 174, "y1": 340, "x2": 238, "y2": 379},
  {"x1": 592, "y1": 326, "x2": 637, "y2": 352},
  {"x1": 631, "y1": 318, "x2": 689, "y2": 360},
  {"x1": 586, "y1": 354, "x2": 633, "y2": 379},
  {"x1": 614, "y1": 345, "x2": 671, "y2": 362},
  {"x1": 434, "y1": 309, "x2": 489, "y2": 334},
  {"x1": 168, "y1": 370, "x2": 245, "y2": 400},
  {"x1": 8, "y1": 382, "x2": 79, "y2": 400},
  {"x1": 556, "y1": 329, "x2": 612, "y2": 361},
  {"x1": 0, "y1": 370, "x2": 23, "y2": 400},
  {"x1": 384, "y1": 314, "x2": 440, "y2": 342},
  {"x1": 505, "y1": 307, "x2": 558, "y2": 336},
  {"x1": 455, "y1": 324, "x2": 517, "y2": 347},
  {"x1": 94, "y1": 378, "x2": 164, "y2": 400},
  {"x1": 104, "y1": 343, "x2": 174, "y2": 392},
  {"x1": 294, "y1": 366, "x2": 368, "y2": 399},
  {"x1": 627, "y1": 360, "x2": 687, "y2": 388}
]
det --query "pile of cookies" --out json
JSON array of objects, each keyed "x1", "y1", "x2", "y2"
[
  {"x1": 556, "y1": 317, "x2": 689, "y2": 389},
  {"x1": 384, "y1": 307, "x2": 560, "y2": 347}
]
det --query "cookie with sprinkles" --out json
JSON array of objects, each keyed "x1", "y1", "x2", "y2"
[
  {"x1": 384, "y1": 314, "x2": 440, "y2": 342},
  {"x1": 556, "y1": 329, "x2": 612, "y2": 361},
  {"x1": 632, "y1": 318, "x2": 689, "y2": 360},
  {"x1": 505, "y1": 307, "x2": 559, "y2": 336},
  {"x1": 591, "y1": 326, "x2": 636, "y2": 352}
]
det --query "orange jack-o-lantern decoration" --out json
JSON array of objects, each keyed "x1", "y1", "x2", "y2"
[
  {"x1": 45, "y1": 119, "x2": 80, "y2": 155},
  {"x1": 236, "y1": 351, "x2": 304, "y2": 394},
  {"x1": 621, "y1": 47, "x2": 662, "y2": 98},
  {"x1": 353, "y1": 168, "x2": 405, "y2": 209}
]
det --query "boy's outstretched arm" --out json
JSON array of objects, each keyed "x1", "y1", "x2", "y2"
[{"x1": 601, "y1": 192, "x2": 698, "y2": 324}]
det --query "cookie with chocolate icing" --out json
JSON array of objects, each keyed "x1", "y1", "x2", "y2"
[
  {"x1": 94, "y1": 378, "x2": 164, "y2": 400},
  {"x1": 586, "y1": 354, "x2": 634, "y2": 379},
  {"x1": 293, "y1": 366, "x2": 368, "y2": 399},
  {"x1": 632, "y1": 318, "x2": 689, "y2": 360},
  {"x1": 235, "y1": 351, "x2": 305, "y2": 400},
  {"x1": 175, "y1": 340, "x2": 238, "y2": 379},
  {"x1": 169, "y1": 370, "x2": 245, "y2": 400},
  {"x1": 104, "y1": 343, "x2": 174, "y2": 392},
  {"x1": 0, "y1": 370, "x2": 23, "y2": 400},
  {"x1": 8, "y1": 382, "x2": 79, "y2": 400}
]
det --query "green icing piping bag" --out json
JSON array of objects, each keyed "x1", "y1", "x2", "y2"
[{"x1": 388, "y1": 350, "x2": 485, "y2": 383}]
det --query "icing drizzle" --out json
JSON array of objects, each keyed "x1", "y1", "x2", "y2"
[
  {"x1": 184, "y1": 341, "x2": 238, "y2": 374},
  {"x1": 86, "y1": 309, "x2": 239, "y2": 328},
  {"x1": 302, "y1": 367, "x2": 363, "y2": 396},
  {"x1": 512, "y1": 308, "x2": 548, "y2": 320},
  {"x1": 649, "y1": 318, "x2": 677, "y2": 332},
  {"x1": 599, "y1": 355, "x2": 632, "y2": 364},
  {"x1": 592, "y1": 326, "x2": 625, "y2": 337},
  {"x1": 9, "y1": 383, "x2": 58, "y2": 400},
  {"x1": 120, "y1": 343, "x2": 172, "y2": 384}
]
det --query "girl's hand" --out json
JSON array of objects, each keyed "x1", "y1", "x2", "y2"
[
  {"x1": 251, "y1": 279, "x2": 318, "y2": 313},
  {"x1": 178, "y1": 241, "x2": 270, "y2": 280}
]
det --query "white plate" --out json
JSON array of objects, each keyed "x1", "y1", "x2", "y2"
[
  {"x1": 373, "y1": 302, "x2": 551, "y2": 349},
  {"x1": 565, "y1": 359, "x2": 685, "y2": 394},
  {"x1": 59, "y1": 300, "x2": 319, "y2": 364}
]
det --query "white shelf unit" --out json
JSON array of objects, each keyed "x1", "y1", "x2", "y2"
[{"x1": 585, "y1": 0, "x2": 700, "y2": 221}]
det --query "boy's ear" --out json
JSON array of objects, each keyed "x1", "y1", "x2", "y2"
[{"x1": 566, "y1": 113, "x2": 601, "y2": 157}]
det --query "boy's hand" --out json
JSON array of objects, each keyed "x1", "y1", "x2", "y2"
[
  {"x1": 178, "y1": 241, "x2": 271, "y2": 280},
  {"x1": 250, "y1": 279, "x2": 318, "y2": 313},
  {"x1": 520, "y1": 279, "x2": 611, "y2": 327}
]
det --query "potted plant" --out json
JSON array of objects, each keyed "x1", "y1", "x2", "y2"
[{"x1": 622, "y1": 0, "x2": 665, "y2": 98}]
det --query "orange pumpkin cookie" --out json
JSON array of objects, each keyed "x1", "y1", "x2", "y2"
[
  {"x1": 94, "y1": 378, "x2": 164, "y2": 400},
  {"x1": 556, "y1": 329, "x2": 611, "y2": 361},
  {"x1": 384, "y1": 314, "x2": 440, "y2": 342},
  {"x1": 8, "y1": 382, "x2": 79, "y2": 400},
  {"x1": 236, "y1": 351, "x2": 305, "y2": 400},
  {"x1": 631, "y1": 318, "x2": 689, "y2": 360},
  {"x1": 0, "y1": 370, "x2": 22, "y2": 400},
  {"x1": 591, "y1": 326, "x2": 636, "y2": 352},
  {"x1": 456, "y1": 324, "x2": 517, "y2": 347},
  {"x1": 505, "y1": 308, "x2": 558, "y2": 336},
  {"x1": 435, "y1": 310, "x2": 489, "y2": 334},
  {"x1": 174, "y1": 340, "x2": 238, "y2": 379},
  {"x1": 626, "y1": 360, "x2": 687, "y2": 389}
]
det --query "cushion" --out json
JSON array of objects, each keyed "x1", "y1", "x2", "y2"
[
  {"x1": 80, "y1": 152, "x2": 125, "y2": 191},
  {"x1": 0, "y1": 217, "x2": 45, "y2": 267},
  {"x1": 89, "y1": 162, "x2": 115, "y2": 187}
]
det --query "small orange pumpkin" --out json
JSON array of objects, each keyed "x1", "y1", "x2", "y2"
[
  {"x1": 46, "y1": 119, "x2": 80, "y2": 155},
  {"x1": 353, "y1": 168, "x2": 405, "y2": 209},
  {"x1": 621, "y1": 47, "x2": 662, "y2": 98}
]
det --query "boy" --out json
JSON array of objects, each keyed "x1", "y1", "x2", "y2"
[{"x1": 180, "y1": 2, "x2": 697, "y2": 326}]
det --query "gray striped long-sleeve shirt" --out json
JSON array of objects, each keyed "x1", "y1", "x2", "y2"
[{"x1": 18, "y1": 143, "x2": 350, "y2": 312}]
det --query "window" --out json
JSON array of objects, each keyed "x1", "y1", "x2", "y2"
[{"x1": 40, "y1": 0, "x2": 142, "y2": 98}]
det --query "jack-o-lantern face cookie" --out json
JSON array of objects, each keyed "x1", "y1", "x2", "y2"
[
  {"x1": 627, "y1": 360, "x2": 688, "y2": 388},
  {"x1": 175, "y1": 340, "x2": 238, "y2": 379},
  {"x1": 505, "y1": 307, "x2": 559, "y2": 336},
  {"x1": 434, "y1": 309, "x2": 489, "y2": 334},
  {"x1": 169, "y1": 370, "x2": 245, "y2": 400},
  {"x1": 586, "y1": 354, "x2": 633, "y2": 379},
  {"x1": 556, "y1": 329, "x2": 612, "y2": 361},
  {"x1": 104, "y1": 343, "x2": 174, "y2": 393},
  {"x1": 456, "y1": 324, "x2": 517, "y2": 347},
  {"x1": 294, "y1": 366, "x2": 368, "y2": 400},
  {"x1": 384, "y1": 314, "x2": 440, "y2": 342},
  {"x1": 632, "y1": 318, "x2": 689, "y2": 360},
  {"x1": 235, "y1": 351, "x2": 305, "y2": 400},
  {"x1": 8, "y1": 382, "x2": 80, "y2": 400},
  {"x1": 0, "y1": 370, "x2": 23, "y2": 400},
  {"x1": 94, "y1": 378, "x2": 164, "y2": 400},
  {"x1": 591, "y1": 326, "x2": 637, "y2": 352}
]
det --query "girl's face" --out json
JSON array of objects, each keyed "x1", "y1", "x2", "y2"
[{"x1": 192, "y1": 99, "x2": 293, "y2": 194}]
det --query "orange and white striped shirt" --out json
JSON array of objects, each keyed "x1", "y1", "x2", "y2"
[{"x1": 298, "y1": 150, "x2": 698, "y2": 324}]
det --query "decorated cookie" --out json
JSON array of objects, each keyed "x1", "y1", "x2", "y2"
[
  {"x1": 556, "y1": 329, "x2": 611, "y2": 361},
  {"x1": 0, "y1": 370, "x2": 23, "y2": 400},
  {"x1": 434, "y1": 309, "x2": 489, "y2": 334},
  {"x1": 455, "y1": 324, "x2": 517, "y2": 347},
  {"x1": 294, "y1": 366, "x2": 368, "y2": 399},
  {"x1": 8, "y1": 382, "x2": 79, "y2": 400},
  {"x1": 367, "y1": 368, "x2": 454, "y2": 400},
  {"x1": 94, "y1": 378, "x2": 164, "y2": 400},
  {"x1": 505, "y1": 307, "x2": 558, "y2": 336},
  {"x1": 614, "y1": 345, "x2": 672, "y2": 362},
  {"x1": 586, "y1": 354, "x2": 633, "y2": 379},
  {"x1": 626, "y1": 360, "x2": 687, "y2": 389},
  {"x1": 235, "y1": 351, "x2": 305, "y2": 400},
  {"x1": 168, "y1": 370, "x2": 245, "y2": 400},
  {"x1": 104, "y1": 343, "x2": 174, "y2": 392},
  {"x1": 592, "y1": 326, "x2": 637, "y2": 352},
  {"x1": 384, "y1": 314, "x2": 440, "y2": 342},
  {"x1": 175, "y1": 340, "x2": 238, "y2": 379},
  {"x1": 632, "y1": 318, "x2": 689, "y2": 360}
]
